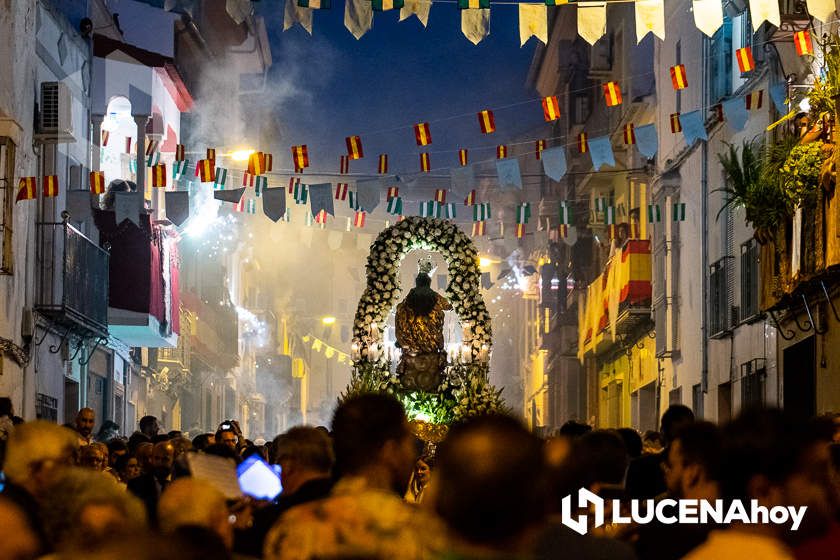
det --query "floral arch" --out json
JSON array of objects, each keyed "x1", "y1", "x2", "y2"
[{"x1": 344, "y1": 217, "x2": 504, "y2": 431}]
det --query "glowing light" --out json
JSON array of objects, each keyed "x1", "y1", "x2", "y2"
[
  {"x1": 230, "y1": 149, "x2": 255, "y2": 162},
  {"x1": 321, "y1": 316, "x2": 336, "y2": 325},
  {"x1": 479, "y1": 257, "x2": 494, "y2": 268},
  {"x1": 414, "y1": 412, "x2": 432, "y2": 423}
]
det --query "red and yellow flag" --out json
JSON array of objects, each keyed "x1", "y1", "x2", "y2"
[
  {"x1": 477, "y1": 110, "x2": 495, "y2": 134},
  {"x1": 144, "y1": 139, "x2": 158, "y2": 157},
  {"x1": 387, "y1": 186, "x2": 399, "y2": 200},
  {"x1": 346, "y1": 135, "x2": 364, "y2": 160},
  {"x1": 42, "y1": 175, "x2": 59, "y2": 198},
  {"x1": 535, "y1": 139, "x2": 546, "y2": 159},
  {"x1": 175, "y1": 144, "x2": 185, "y2": 161},
  {"x1": 458, "y1": 149, "x2": 468, "y2": 166},
  {"x1": 90, "y1": 171, "x2": 106, "y2": 194},
  {"x1": 16, "y1": 177, "x2": 37, "y2": 202},
  {"x1": 420, "y1": 152, "x2": 431, "y2": 172},
  {"x1": 736, "y1": 46, "x2": 755, "y2": 73},
  {"x1": 125, "y1": 137, "x2": 132, "y2": 154},
  {"x1": 291, "y1": 145, "x2": 309, "y2": 172},
  {"x1": 472, "y1": 221, "x2": 486, "y2": 237},
  {"x1": 745, "y1": 90, "x2": 763, "y2": 110},
  {"x1": 414, "y1": 122, "x2": 432, "y2": 146},
  {"x1": 247, "y1": 151, "x2": 265, "y2": 176},
  {"x1": 434, "y1": 189, "x2": 446, "y2": 203},
  {"x1": 354, "y1": 211, "x2": 366, "y2": 228},
  {"x1": 542, "y1": 95, "x2": 560, "y2": 121},
  {"x1": 152, "y1": 164, "x2": 167, "y2": 188},
  {"x1": 496, "y1": 145, "x2": 507, "y2": 159},
  {"x1": 603, "y1": 81, "x2": 622, "y2": 107},
  {"x1": 623, "y1": 124, "x2": 636, "y2": 145},
  {"x1": 516, "y1": 223, "x2": 526, "y2": 239},
  {"x1": 670, "y1": 113, "x2": 682, "y2": 133},
  {"x1": 577, "y1": 133, "x2": 588, "y2": 154},
  {"x1": 101, "y1": 130, "x2": 110, "y2": 147},
  {"x1": 794, "y1": 30, "x2": 813, "y2": 56},
  {"x1": 670, "y1": 64, "x2": 688, "y2": 90},
  {"x1": 196, "y1": 159, "x2": 215, "y2": 182},
  {"x1": 378, "y1": 154, "x2": 388, "y2": 174},
  {"x1": 465, "y1": 189, "x2": 476, "y2": 205},
  {"x1": 206, "y1": 147, "x2": 216, "y2": 161},
  {"x1": 340, "y1": 155, "x2": 350, "y2": 174}
]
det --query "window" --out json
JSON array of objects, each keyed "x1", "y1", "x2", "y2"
[
  {"x1": 0, "y1": 137, "x2": 15, "y2": 274},
  {"x1": 669, "y1": 386, "x2": 682, "y2": 405},
  {"x1": 36, "y1": 393, "x2": 58, "y2": 422},
  {"x1": 740, "y1": 359, "x2": 766, "y2": 407},
  {"x1": 706, "y1": 16, "x2": 733, "y2": 103},
  {"x1": 692, "y1": 383, "x2": 704, "y2": 418},
  {"x1": 709, "y1": 256, "x2": 735, "y2": 337},
  {"x1": 740, "y1": 239, "x2": 759, "y2": 320}
]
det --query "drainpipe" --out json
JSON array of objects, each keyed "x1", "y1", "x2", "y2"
[{"x1": 700, "y1": 39, "x2": 710, "y2": 398}]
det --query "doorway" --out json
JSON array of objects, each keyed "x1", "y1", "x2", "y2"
[{"x1": 783, "y1": 336, "x2": 816, "y2": 419}]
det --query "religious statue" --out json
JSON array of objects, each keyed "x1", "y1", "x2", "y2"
[{"x1": 395, "y1": 259, "x2": 452, "y2": 392}]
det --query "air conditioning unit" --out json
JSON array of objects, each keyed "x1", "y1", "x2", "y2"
[{"x1": 36, "y1": 82, "x2": 75, "y2": 143}]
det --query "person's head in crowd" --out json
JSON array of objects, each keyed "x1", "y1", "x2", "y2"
[
  {"x1": 241, "y1": 444, "x2": 268, "y2": 462},
  {"x1": 0, "y1": 496, "x2": 41, "y2": 560},
  {"x1": 127, "y1": 432, "x2": 151, "y2": 454},
  {"x1": 80, "y1": 444, "x2": 108, "y2": 472},
  {"x1": 660, "y1": 405, "x2": 695, "y2": 448},
  {"x1": 95, "y1": 421, "x2": 120, "y2": 443},
  {"x1": 170, "y1": 437, "x2": 193, "y2": 478},
  {"x1": 719, "y1": 407, "x2": 834, "y2": 544},
  {"x1": 203, "y1": 443, "x2": 241, "y2": 464},
  {"x1": 617, "y1": 427, "x2": 643, "y2": 459},
  {"x1": 106, "y1": 438, "x2": 128, "y2": 468},
  {"x1": 114, "y1": 453, "x2": 141, "y2": 482},
  {"x1": 272, "y1": 426, "x2": 335, "y2": 495},
  {"x1": 215, "y1": 427, "x2": 238, "y2": 451},
  {"x1": 551, "y1": 429, "x2": 628, "y2": 500},
  {"x1": 11, "y1": 415, "x2": 23, "y2": 425},
  {"x1": 408, "y1": 452, "x2": 435, "y2": 502},
  {"x1": 138, "y1": 416, "x2": 160, "y2": 438},
  {"x1": 4, "y1": 421, "x2": 77, "y2": 498},
  {"x1": 663, "y1": 421, "x2": 721, "y2": 500},
  {"x1": 331, "y1": 393, "x2": 415, "y2": 493},
  {"x1": 167, "y1": 430, "x2": 182, "y2": 439},
  {"x1": 433, "y1": 414, "x2": 546, "y2": 553},
  {"x1": 170, "y1": 436, "x2": 193, "y2": 457},
  {"x1": 151, "y1": 434, "x2": 171, "y2": 444},
  {"x1": 192, "y1": 432, "x2": 215, "y2": 451},
  {"x1": 134, "y1": 442, "x2": 154, "y2": 473},
  {"x1": 101, "y1": 179, "x2": 137, "y2": 210},
  {"x1": 158, "y1": 478, "x2": 234, "y2": 552},
  {"x1": 75, "y1": 408, "x2": 96, "y2": 441},
  {"x1": 41, "y1": 467, "x2": 145, "y2": 551},
  {"x1": 150, "y1": 441, "x2": 175, "y2": 480},
  {"x1": 558, "y1": 420, "x2": 592, "y2": 439},
  {"x1": 642, "y1": 430, "x2": 665, "y2": 454}
]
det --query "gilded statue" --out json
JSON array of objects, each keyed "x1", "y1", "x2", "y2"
[{"x1": 395, "y1": 259, "x2": 452, "y2": 392}]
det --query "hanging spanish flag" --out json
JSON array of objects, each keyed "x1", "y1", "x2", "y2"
[
  {"x1": 414, "y1": 122, "x2": 432, "y2": 146},
  {"x1": 101, "y1": 130, "x2": 110, "y2": 147},
  {"x1": 736, "y1": 46, "x2": 755, "y2": 73},
  {"x1": 125, "y1": 137, "x2": 132, "y2": 153},
  {"x1": 243, "y1": 172, "x2": 255, "y2": 188},
  {"x1": 670, "y1": 113, "x2": 682, "y2": 133},
  {"x1": 516, "y1": 223, "x2": 526, "y2": 239},
  {"x1": 206, "y1": 148, "x2": 216, "y2": 161},
  {"x1": 542, "y1": 95, "x2": 561, "y2": 121},
  {"x1": 346, "y1": 135, "x2": 364, "y2": 159},
  {"x1": 623, "y1": 124, "x2": 636, "y2": 145},
  {"x1": 434, "y1": 189, "x2": 447, "y2": 203},
  {"x1": 247, "y1": 152, "x2": 265, "y2": 176},
  {"x1": 794, "y1": 30, "x2": 813, "y2": 56},
  {"x1": 289, "y1": 177, "x2": 300, "y2": 194},
  {"x1": 335, "y1": 183, "x2": 348, "y2": 200},
  {"x1": 340, "y1": 155, "x2": 350, "y2": 174},
  {"x1": 536, "y1": 139, "x2": 546, "y2": 159},
  {"x1": 196, "y1": 159, "x2": 215, "y2": 182},
  {"x1": 472, "y1": 220, "x2": 486, "y2": 236},
  {"x1": 314, "y1": 210, "x2": 329, "y2": 225},
  {"x1": 264, "y1": 153, "x2": 273, "y2": 172},
  {"x1": 465, "y1": 189, "x2": 476, "y2": 205},
  {"x1": 577, "y1": 133, "x2": 588, "y2": 153},
  {"x1": 496, "y1": 145, "x2": 508, "y2": 159},
  {"x1": 387, "y1": 186, "x2": 399, "y2": 200},
  {"x1": 16, "y1": 177, "x2": 37, "y2": 202},
  {"x1": 745, "y1": 90, "x2": 763, "y2": 110},
  {"x1": 458, "y1": 149, "x2": 468, "y2": 166},
  {"x1": 90, "y1": 171, "x2": 106, "y2": 194},
  {"x1": 557, "y1": 224, "x2": 569, "y2": 238},
  {"x1": 603, "y1": 81, "x2": 622, "y2": 107},
  {"x1": 152, "y1": 164, "x2": 167, "y2": 188},
  {"x1": 378, "y1": 154, "x2": 389, "y2": 174},
  {"x1": 145, "y1": 139, "x2": 159, "y2": 157},
  {"x1": 42, "y1": 175, "x2": 59, "y2": 198},
  {"x1": 354, "y1": 211, "x2": 366, "y2": 228},
  {"x1": 477, "y1": 110, "x2": 496, "y2": 134},
  {"x1": 459, "y1": 0, "x2": 489, "y2": 7},
  {"x1": 174, "y1": 144, "x2": 185, "y2": 161},
  {"x1": 420, "y1": 152, "x2": 431, "y2": 172},
  {"x1": 291, "y1": 145, "x2": 309, "y2": 172},
  {"x1": 670, "y1": 64, "x2": 688, "y2": 90}
]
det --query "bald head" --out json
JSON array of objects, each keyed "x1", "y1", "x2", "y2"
[
  {"x1": 158, "y1": 478, "x2": 232, "y2": 550},
  {"x1": 75, "y1": 408, "x2": 95, "y2": 438},
  {"x1": 151, "y1": 441, "x2": 175, "y2": 479}
]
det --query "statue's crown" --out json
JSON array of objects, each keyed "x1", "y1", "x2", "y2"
[{"x1": 418, "y1": 258, "x2": 434, "y2": 275}]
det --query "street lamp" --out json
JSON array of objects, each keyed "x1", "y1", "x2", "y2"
[
  {"x1": 321, "y1": 316, "x2": 336, "y2": 325},
  {"x1": 230, "y1": 148, "x2": 255, "y2": 161}
]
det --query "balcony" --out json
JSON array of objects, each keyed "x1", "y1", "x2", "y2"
[
  {"x1": 93, "y1": 210, "x2": 179, "y2": 347},
  {"x1": 181, "y1": 290, "x2": 239, "y2": 372},
  {"x1": 35, "y1": 221, "x2": 110, "y2": 338}
]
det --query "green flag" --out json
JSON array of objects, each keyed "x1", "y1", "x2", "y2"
[
  {"x1": 648, "y1": 204, "x2": 661, "y2": 223},
  {"x1": 673, "y1": 202, "x2": 686, "y2": 222}
]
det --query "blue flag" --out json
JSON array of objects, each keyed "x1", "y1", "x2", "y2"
[
  {"x1": 541, "y1": 146, "x2": 567, "y2": 181},
  {"x1": 588, "y1": 136, "x2": 615, "y2": 171},
  {"x1": 495, "y1": 158, "x2": 523, "y2": 191},
  {"x1": 679, "y1": 110, "x2": 707, "y2": 145},
  {"x1": 722, "y1": 97, "x2": 748, "y2": 131},
  {"x1": 770, "y1": 83, "x2": 788, "y2": 113},
  {"x1": 309, "y1": 183, "x2": 335, "y2": 217},
  {"x1": 450, "y1": 165, "x2": 476, "y2": 196},
  {"x1": 356, "y1": 178, "x2": 381, "y2": 212},
  {"x1": 634, "y1": 124, "x2": 658, "y2": 158}
]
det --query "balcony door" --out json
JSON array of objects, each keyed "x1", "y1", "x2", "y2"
[{"x1": 783, "y1": 336, "x2": 816, "y2": 419}]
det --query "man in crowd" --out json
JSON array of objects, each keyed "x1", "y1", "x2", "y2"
[
  {"x1": 158, "y1": 478, "x2": 234, "y2": 553},
  {"x1": 127, "y1": 440, "x2": 175, "y2": 525},
  {"x1": 216, "y1": 426, "x2": 238, "y2": 451},
  {"x1": 74, "y1": 407, "x2": 96, "y2": 447},
  {"x1": 263, "y1": 393, "x2": 441, "y2": 560},
  {"x1": 138, "y1": 416, "x2": 160, "y2": 439}
]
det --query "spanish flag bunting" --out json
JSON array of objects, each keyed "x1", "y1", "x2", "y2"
[
  {"x1": 378, "y1": 154, "x2": 389, "y2": 174},
  {"x1": 372, "y1": 0, "x2": 404, "y2": 10},
  {"x1": 577, "y1": 133, "x2": 588, "y2": 153},
  {"x1": 289, "y1": 176, "x2": 300, "y2": 194},
  {"x1": 16, "y1": 177, "x2": 37, "y2": 202},
  {"x1": 434, "y1": 189, "x2": 447, "y2": 203},
  {"x1": 736, "y1": 46, "x2": 755, "y2": 73},
  {"x1": 794, "y1": 30, "x2": 813, "y2": 56},
  {"x1": 603, "y1": 81, "x2": 622, "y2": 107},
  {"x1": 206, "y1": 148, "x2": 216, "y2": 161},
  {"x1": 472, "y1": 221, "x2": 486, "y2": 236},
  {"x1": 346, "y1": 135, "x2": 364, "y2": 160},
  {"x1": 516, "y1": 202, "x2": 531, "y2": 224},
  {"x1": 125, "y1": 137, "x2": 132, "y2": 153},
  {"x1": 340, "y1": 155, "x2": 349, "y2": 174},
  {"x1": 335, "y1": 183, "x2": 348, "y2": 200},
  {"x1": 214, "y1": 168, "x2": 227, "y2": 189},
  {"x1": 387, "y1": 186, "x2": 399, "y2": 200},
  {"x1": 745, "y1": 90, "x2": 763, "y2": 110},
  {"x1": 670, "y1": 64, "x2": 688, "y2": 90},
  {"x1": 542, "y1": 95, "x2": 561, "y2": 121},
  {"x1": 557, "y1": 224, "x2": 569, "y2": 238},
  {"x1": 458, "y1": 149, "x2": 468, "y2": 166},
  {"x1": 174, "y1": 144, "x2": 185, "y2": 161},
  {"x1": 354, "y1": 211, "x2": 366, "y2": 228},
  {"x1": 291, "y1": 145, "x2": 309, "y2": 172},
  {"x1": 247, "y1": 152, "x2": 265, "y2": 176},
  {"x1": 670, "y1": 113, "x2": 682, "y2": 133},
  {"x1": 145, "y1": 139, "x2": 158, "y2": 157},
  {"x1": 146, "y1": 152, "x2": 160, "y2": 167},
  {"x1": 536, "y1": 139, "x2": 546, "y2": 159},
  {"x1": 465, "y1": 189, "x2": 476, "y2": 206},
  {"x1": 477, "y1": 110, "x2": 496, "y2": 134},
  {"x1": 264, "y1": 153, "x2": 273, "y2": 172},
  {"x1": 414, "y1": 122, "x2": 432, "y2": 146},
  {"x1": 101, "y1": 130, "x2": 109, "y2": 147},
  {"x1": 420, "y1": 152, "x2": 431, "y2": 172},
  {"x1": 152, "y1": 164, "x2": 167, "y2": 188},
  {"x1": 623, "y1": 124, "x2": 636, "y2": 145},
  {"x1": 42, "y1": 175, "x2": 59, "y2": 198},
  {"x1": 496, "y1": 145, "x2": 508, "y2": 159},
  {"x1": 458, "y1": 0, "x2": 489, "y2": 7},
  {"x1": 196, "y1": 159, "x2": 215, "y2": 182},
  {"x1": 314, "y1": 210, "x2": 328, "y2": 225},
  {"x1": 243, "y1": 172, "x2": 255, "y2": 187},
  {"x1": 254, "y1": 176, "x2": 267, "y2": 196},
  {"x1": 90, "y1": 171, "x2": 106, "y2": 195},
  {"x1": 516, "y1": 223, "x2": 526, "y2": 239}
]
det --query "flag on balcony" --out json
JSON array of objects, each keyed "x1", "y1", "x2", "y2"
[
  {"x1": 387, "y1": 196, "x2": 403, "y2": 215},
  {"x1": 146, "y1": 152, "x2": 160, "y2": 167},
  {"x1": 670, "y1": 64, "x2": 688, "y2": 90},
  {"x1": 172, "y1": 160, "x2": 189, "y2": 179},
  {"x1": 298, "y1": 0, "x2": 331, "y2": 7},
  {"x1": 496, "y1": 145, "x2": 508, "y2": 159},
  {"x1": 577, "y1": 133, "x2": 588, "y2": 153},
  {"x1": 542, "y1": 95, "x2": 561, "y2": 121},
  {"x1": 335, "y1": 183, "x2": 348, "y2": 200},
  {"x1": 262, "y1": 187, "x2": 287, "y2": 222},
  {"x1": 386, "y1": 186, "x2": 399, "y2": 201},
  {"x1": 420, "y1": 152, "x2": 431, "y2": 172},
  {"x1": 372, "y1": 0, "x2": 404, "y2": 10},
  {"x1": 90, "y1": 171, "x2": 106, "y2": 194},
  {"x1": 434, "y1": 189, "x2": 446, "y2": 203},
  {"x1": 145, "y1": 139, "x2": 158, "y2": 157},
  {"x1": 472, "y1": 220, "x2": 486, "y2": 236},
  {"x1": 458, "y1": 149, "x2": 468, "y2": 166},
  {"x1": 254, "y1": 176, "x2": 268, "y2": 196},
  {"x1": 196, "y1": 159, "x2": 215, "y2": 183},
  {"x1": 794, "y1": 30, "x2": 813, "y2": 56},
  {"x1": 745, "y1": 90, "x2": 763, "y2": 110},
  {"x1": 603, "y1": 81, "x2": 622, "y2": 107},
  {"x1": 248, "y1": 152, "x2": 265, "y2": 176},
  {"x1": 623, "y1": 124, "x2": 636, "y2": 145},
  {"x1": 354, "y1": 210, "x2": 366, "y2": 228},
  {"x1": 670, "y1": 113, "x2": 682, "y2": 133},
  {"x1": 473, "y1": 202, "x2": 491, "y2": 221},
  {"x1": 206, "y1": 148, "x2": 216, "y2": 161},
  {"x1": 125, "y1": 137, "x2": 132, "y2": 153},
  {"x1": 174, "y1": 144, "x2": 185, "y2": 161},
  {"x1": 443, "y1": 202, "x2": 456, "y2": 219},
  {"x1": 101, "y1": 130, "x2": 109, "y2": 147},
  {"x1": 536, "y1": 139, "x2": 546, "y2": 159},
  {"x1": 477, "y1": 109, "x2": 496, "y2": 134},
  {"x1": 673, "y1": 202, "x2": 686, "y2": 221},
  {"x1": 213, "y1": 167, "x2": 227, "y2": 189},
  {"x1": 464, "y1": 189, "x2": 476, "y2": 206},
  {"x1": 152, "y1": 164, "x2": 167, "y2": 188},
  {"x1": 378, "y1": 154, "x2": 388, "y2": 174},
  {"x1": 414, "y1": 122, "x2": 432, "y2": 146},
  {"x1": 291, "y1": 145, "x2": 309, "y2": 172},
  {"x1": 340, "y1": 155, "x2": 350, "y2": 174},
  {"x1": 559, "y1": 201, "x2": 573, "y2": 225},
  {"x1": 346, "y1": 135, "x2": 364, "y2": 159},
  {"x1": 42, "y1": 175, "x2": 59, "y2": 198},
  {"x1": 736, "y1": 46, "x2": 755, "y2": 73},
  {"x1": 459, "y1": 0, "x2": 489, "y2": 7},
  {"x1": 648, "y1": 204, "x2": 661, "y2": 223}
]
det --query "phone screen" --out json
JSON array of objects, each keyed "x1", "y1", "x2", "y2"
[{"x1": 236, "y1": 456, "x2": 282, "y2": 500}]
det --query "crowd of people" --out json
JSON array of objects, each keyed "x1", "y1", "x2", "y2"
[{"x1": 1, "y1": 393, "x2": 840, "y2": 560}]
